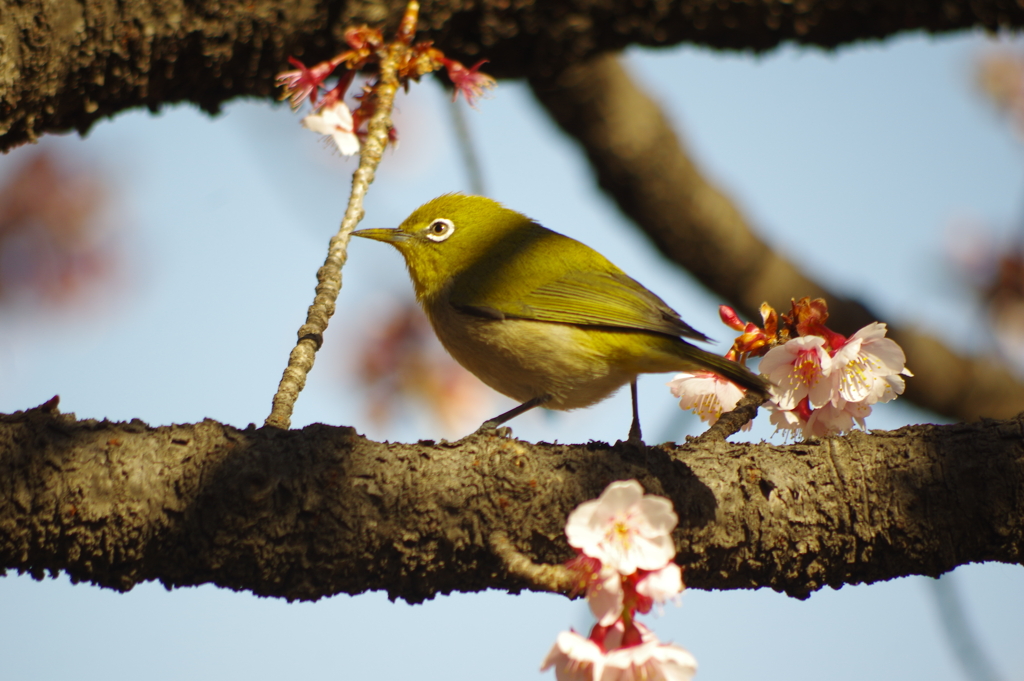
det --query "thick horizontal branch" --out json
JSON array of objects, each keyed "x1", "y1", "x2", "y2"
[
  {"x1": 530, "y1": 53, "x2": 1024, "y2": 422},
  {"x1": 2, "y1": 0, "x2": 1024, "y2": 151},
  {"x1": 1, "y1": 401, "x2": 1021, "y2": 603}
]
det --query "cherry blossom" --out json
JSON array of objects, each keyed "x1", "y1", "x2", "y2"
[
  {"x1": 667, "y1": 298, "x2": 912, "y2": 441},
  {"x1": 767, "y1": 396, "x2": 873, "y2": 439},
  {"x1": 765, "y1": 401, "x2": 805, "y2": 437},
  {"x1": 759, "y1": 335, "x2": 833, "y2": 410},
  {"x1": 442, "y1": 58, "x2": 496, "y2": 106},
  {"x1": 830, "y1": 322, "x2": 912, "y2": 405},
  {"x1": 718, "y1": 305, "x2": 746, "y2": 331},
  {"x1": 586, "y1": 564, "x2": 626, "y2": 626},
  {"x1": 805, "y1": 400, "x2": 872, "y2": 438},
  {"x1": 276, "y1": 57, "x2": 339, "y2": 109},
  {"x1": 542, "y1": 631, "x2": 606, "y2": 681},
  {"x1": 548, "y1": 483, "x2": 691, "y2": 681},
  {"x1": 301, "y1": 101, "x2": 361, "y2": 156},
  {"x1": 595, "y1": 618, "x2": 649, "y2": 651},
  {"x1": 601, "y1": 639, "x2": 698, "y2": 681},
  {"x1": 565, "y1": 480, "x2": 678, "y2": 575},
  {"x1": 276, "y1": 2, "x2": 496, "y2": 162},
  {"x1": 869, "y1": 373, "x2": 908, "y2": 404},
  {"x1": 635, "y1": 563, "x2": 684, "y2": 608},
  {"x1": 544, "y1": 621, "x2": 696, "y2": 681},
  {"x1": 667, "y1": 371, "x2": 746, "y2": 427},
  {"x1": 593, "y1": 622, "x2": 697, "y2": 681},
  {"x1": 584, "y1": 562, "x2": 684, "y2": 624}
]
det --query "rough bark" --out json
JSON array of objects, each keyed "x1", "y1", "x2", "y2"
[
  {"x1": 4, "y1": 0, "x2": 1024, "y2": 607},
  {"x1": 530, "y1": 53, "x2": 1024, "y2": 423},
  {"x1": 3, "y1": 0, "x2": 1024, "y2": 152},
  {"x1": 2, "y1": 402, "x2": 1021, "y2": 603}
]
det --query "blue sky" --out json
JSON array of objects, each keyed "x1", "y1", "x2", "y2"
[{"x1": 1, "y1": 29, "x2": 1022, "y2": 681}]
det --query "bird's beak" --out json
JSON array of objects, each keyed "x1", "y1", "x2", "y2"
[{"x1": 352, "y1": 227, "x2": 410, "y2": 244}]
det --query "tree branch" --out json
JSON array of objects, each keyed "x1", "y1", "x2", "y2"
[
  {"x1": 529, "y1": 53, "x2": 1024, "y2": 422},
  {"x1": 2, "y1": 401, "x2": 1021, "y2": 603},
  {"x1": 265, "y1": 36, "x2": 402, "y2": 430},
  {"x1": 3, "y1": 0, "x2": 1024, "y2": 152}
]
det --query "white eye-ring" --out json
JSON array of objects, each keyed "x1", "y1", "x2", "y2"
[{"x1": 424, "y1": 218, "x2": 455, "y2": 242}]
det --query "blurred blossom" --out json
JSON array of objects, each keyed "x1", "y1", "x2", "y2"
[
  {"x1": 549, "y1": 483, "x2": 691, "y2": 681},
  {"x1": 947, "y1": 51, "x2": 1024, "y2": 370},
  {"x1": 944, "y1": 217, "x2": 998, "y2": 290},
  {"x1": 976, "y1": 49, "x2": 1024, "y2": 137},
  {"x1": 0, "y1": 151, "x2": 118, "y2": 305},
  {"x1": 302, "y1": 101, "x2": 361, "y2": 156},
  {"x1": 355, "y1": 302, "x2": 493, "y2": 435},
  {"x1": 979, "y1": 250, "x2": 1024, "y2": 370},
  {"x1": 946, "y1": 218, "x2": 1024, "y2": 371},
  {"x1": 565, "y1": 479, "x2": 678, "y2": 576}
]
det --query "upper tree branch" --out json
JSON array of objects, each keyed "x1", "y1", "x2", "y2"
[
  {"x1": 2, "y1": 0, "x2": 1024, "y2": 152},
  {"x1": 530, "y1": 53, "x2": 1024, "y2": 422},
  {"x1": 1, "y1": 403, "x2": 1021, "y2": 603}
]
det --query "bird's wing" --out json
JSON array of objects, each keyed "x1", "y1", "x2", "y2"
[{"x1": 455, "y1": 268, "x2": 710, "y2": 342}]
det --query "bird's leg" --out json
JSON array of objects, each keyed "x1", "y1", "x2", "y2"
[
  {"x1": 475, "y1": 395, "x2": 551, "y2": 435},
  {"x1": 627, "y1": 379, "x2": 644, "y2": 445}
]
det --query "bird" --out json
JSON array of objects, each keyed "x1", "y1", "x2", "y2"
[{"x1": 353, "y1": 194, "x2": 769, "y2": 441}]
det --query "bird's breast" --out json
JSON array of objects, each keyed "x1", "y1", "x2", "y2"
[{"x1": 423, "y1": 297, "x2": 645, "y2": 410}]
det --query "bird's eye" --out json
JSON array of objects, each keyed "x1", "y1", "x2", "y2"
[{"x1": 424, "y1": 218, "x2": 455, "y2": 242}]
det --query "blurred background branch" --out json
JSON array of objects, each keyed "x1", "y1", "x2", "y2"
[{"x1": 531, "y1": 52, "x2": 1024, "y2": 421}]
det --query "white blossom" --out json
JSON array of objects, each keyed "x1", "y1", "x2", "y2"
[
  {"x1": 541, "y1": 631, "x2": 606, "y2": 681},
  {"x1": 760, "y1": 336, "x2": 833, "y2": 410},
  {"x1": 830, "y1": 323, "x2": 912, "y2": 405},
  {"x1": 668, "y1": 371, "x2": 746, "y2": 427},
  {"x1": 301, "y1": 101, "x2": 360, "y2": 155},
  {"x1": 566, "y1": 480, "x2": 677, "y2": 575}
]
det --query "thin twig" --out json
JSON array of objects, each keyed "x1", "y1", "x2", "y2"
[
  {"x1": 449, "y1": 99, "x2": 486, "y2": 196},
  {"x1": 265, "y1": 48, "x2": 404, "y2": 430},
  {"x1": 929, "y1": 574, "x2": 1005, "y2": 681},
  {"x1": 489, "y1": 532, "x2": 578, "y2": 595},
  {"x1": 694, "y1": 391, "x2": 767, "y2": 444}
]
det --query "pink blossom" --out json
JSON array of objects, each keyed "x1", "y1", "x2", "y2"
[
  {"x1": 601, "y1": 639, "x2": 698, "y2": 681},
  {"x1": 765, "y1": 401, "x2": 805, "y2": 437},
  {"x1": 587, "y1": 564, "x2": 625, "y2": 626},
  {"x1": 667, "y1": 371, "x2": 746, "y2": 427},
  {"x1": 596, "y1": 624, "x2": 697, "y2": 681},
  {"x1": 443, "y1": 58, "x2": 496, "y2": 106},
  {"x1": 829, "y1": 323, "x2": 912, "y2": 405},
  {"x1": 301, "y1": 101, "x2": 361, "y2": 156},
  {"x1": 636, "y1": 563, "x2": 684, "y2": 607},
  {"x1": 565, "y1": 480, "x2": 678, "y2": 575},
  {"x1": 760, "y1": 335, "x2": 833, "y2": 410},
  {"x1": 766, "y1": 397, "x2": 872, "y2": 439},
  {"x1": 718, "y1": 305, "x2": 745, "y2": 331},
  {"x1": 543, "y1": 618, "x2": 697, "y2": 681},
  {"x1": 542, "y1": 630, "x2": 606, "y2": 681},
  {"x1": 868, "y1": 373, "x2": 908, "y2": 404},
  {"x1": 596, "y1": 619, "x2": 652, "y2": 652},
  {"x1": 805, "y1": 400, "x2": 872, "y2": 438},
  {"x1": 276, "y1": 57, "x2": 339, "y2": 109}
]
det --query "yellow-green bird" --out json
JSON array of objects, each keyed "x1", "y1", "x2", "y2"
[{"x1": 353, "y1": 194, "x2": 768, "y2": 441}]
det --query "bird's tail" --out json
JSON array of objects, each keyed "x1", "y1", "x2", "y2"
[{"x1": 683, "y1": 344, "x2": 772, "y2": 396}]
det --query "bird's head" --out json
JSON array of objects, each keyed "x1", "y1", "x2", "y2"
[{"x1": 353, "y1": 193, "x2": 534, "y2": 300}]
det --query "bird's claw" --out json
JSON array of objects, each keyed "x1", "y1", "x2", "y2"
[
  {"x1": 619, "y1": 433, "x2": 647, "y2": 451},
  {"x1": 471, "y1": 423, "x2": 514, "y2": 439}
]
